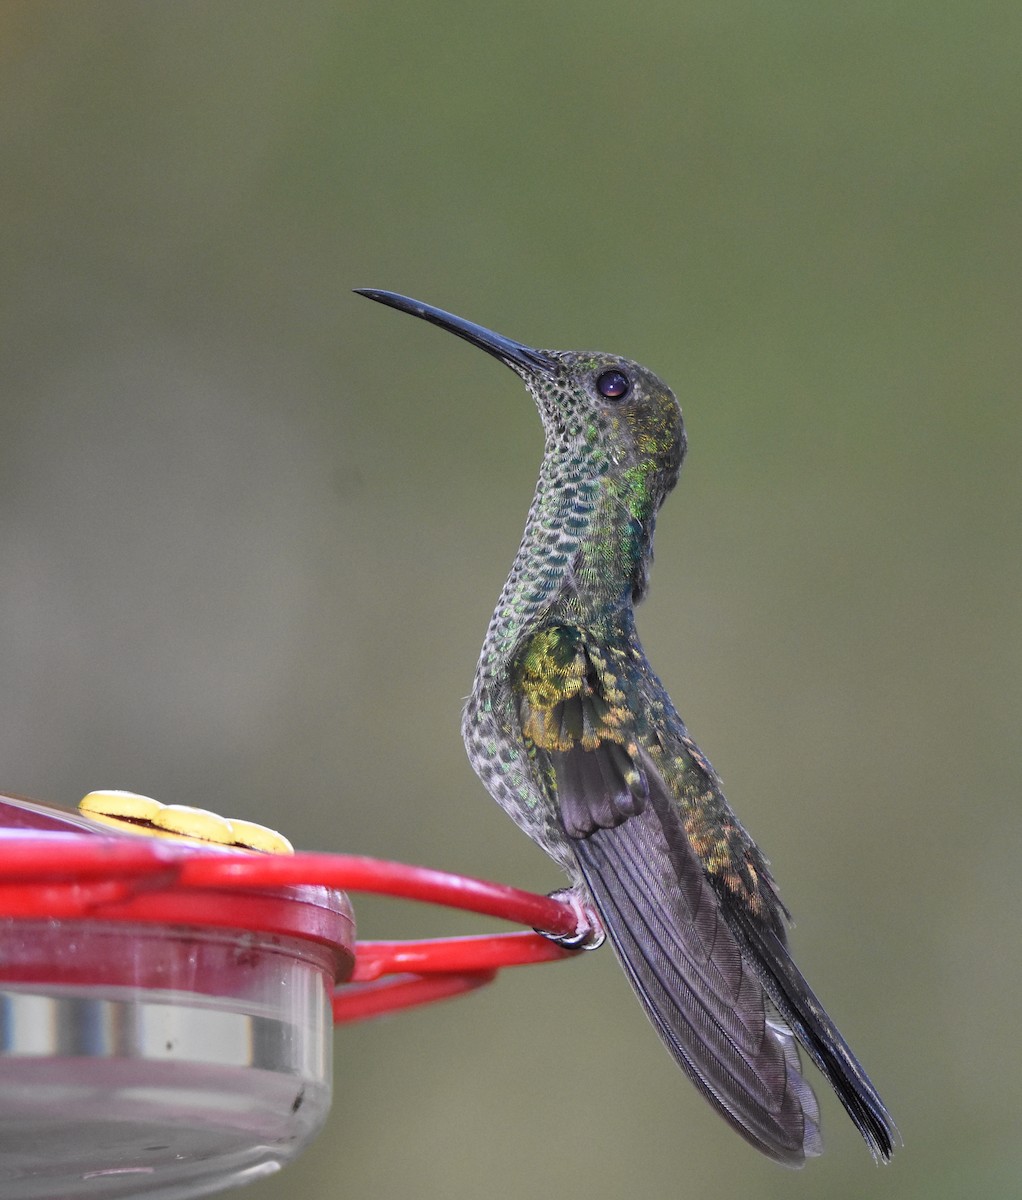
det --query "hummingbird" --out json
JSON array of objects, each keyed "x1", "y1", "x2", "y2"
[{"x1": 355, "y1": 288, "x2": 897, "y2": 1167}]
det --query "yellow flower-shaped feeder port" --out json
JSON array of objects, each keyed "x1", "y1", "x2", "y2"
[{"x1": 78, "y1": 790, "x2": 293, "y2": 854}]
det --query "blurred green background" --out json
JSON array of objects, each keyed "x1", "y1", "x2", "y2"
[{"x1": 2, "y1": 2, "x2": 1019, "y2": 1197}]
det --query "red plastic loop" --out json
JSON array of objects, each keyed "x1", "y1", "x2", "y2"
[
  {"x1": 178, "y1": 852, "x2": 578, "y2": 937},
  {"x1": 333, "y1": 971, "x2": 498, "y2": 1024}
]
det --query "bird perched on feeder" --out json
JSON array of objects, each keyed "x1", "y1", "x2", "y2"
[{"x1": 356, "y1": 289, "x2": 897, "y2": 1167}]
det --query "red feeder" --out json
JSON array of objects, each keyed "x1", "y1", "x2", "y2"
[{"x1": 0, "y1": 795, "x2": 578, "y2": 1200}]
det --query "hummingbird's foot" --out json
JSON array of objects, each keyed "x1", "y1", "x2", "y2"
[{"x1": 539, "y1": 888, "x2": 606, "y2": 950}]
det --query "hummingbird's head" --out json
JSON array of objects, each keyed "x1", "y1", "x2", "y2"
[
  {"x1": 354, "y1": 289, "x2": 687, "y2": 518},
  {"x1": 526, "y1": 350, "x2": 687, "y2": 520}
]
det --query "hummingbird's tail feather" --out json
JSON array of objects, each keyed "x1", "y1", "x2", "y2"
[
  {"x1": 571, "y1": 799, "x2": 824, "y2": 1166},
  {"x1": 722, "y1": 900, "x2": 900, "y2": 1162}
]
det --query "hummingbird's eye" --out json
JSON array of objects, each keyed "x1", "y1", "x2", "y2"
[{"x1": 596, "y1": 369, "x2": 630, "y2": 400}]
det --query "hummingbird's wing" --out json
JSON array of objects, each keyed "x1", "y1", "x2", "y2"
[
  {"x1": 514, "y1": 625, "x2": 896, "y2": 1166},
  {"x1": 559, "y1": 746, "x2": 824, "y2": 1165}
]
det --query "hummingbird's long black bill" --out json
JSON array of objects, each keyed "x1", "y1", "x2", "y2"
[{"x1": 355, "y1": 289, "x2": 557, "y2": 377}]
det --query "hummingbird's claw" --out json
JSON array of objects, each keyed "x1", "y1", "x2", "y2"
[{"x1": 539, "y1": 888, "x2": 606, "y2": 950}]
